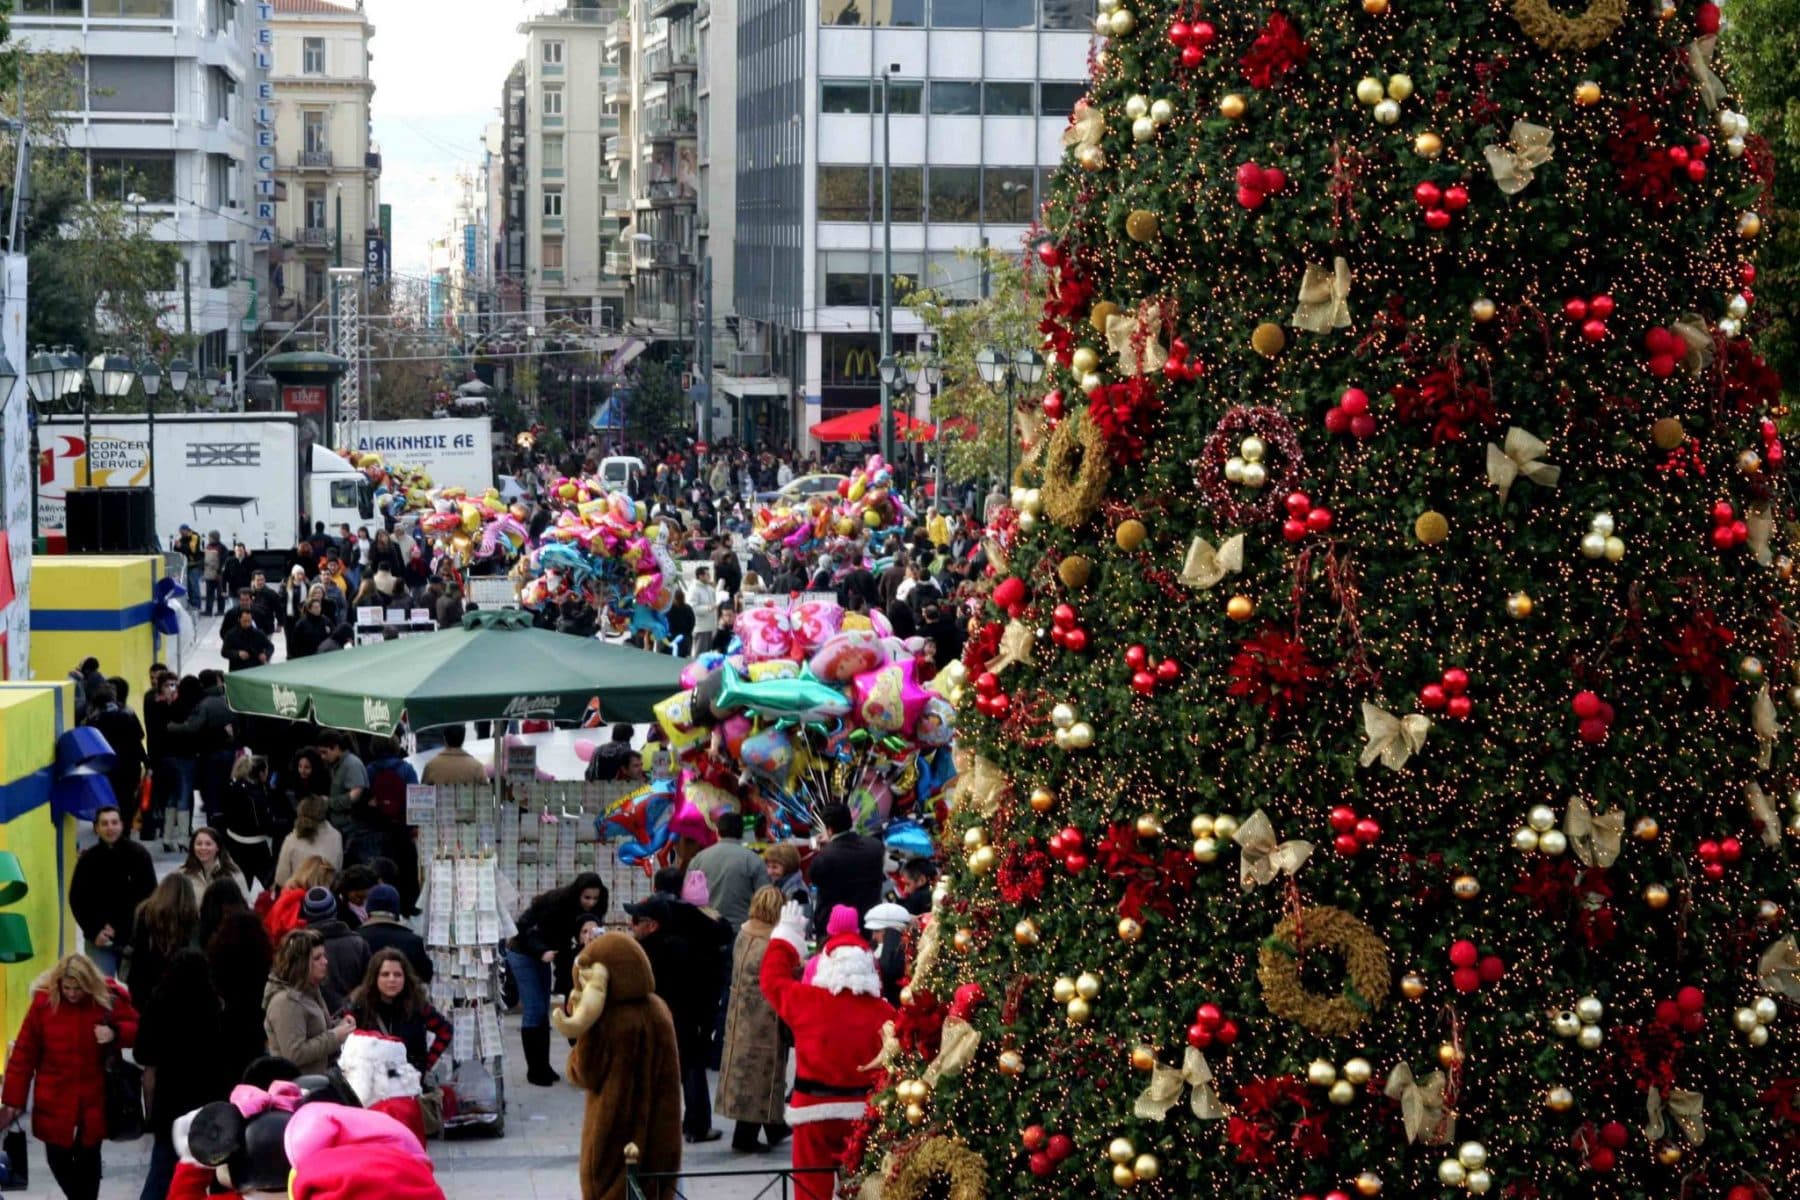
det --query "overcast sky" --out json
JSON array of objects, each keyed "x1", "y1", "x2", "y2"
[{"x1": 364, "y1": 0, "x2": 528, "y2": 280}]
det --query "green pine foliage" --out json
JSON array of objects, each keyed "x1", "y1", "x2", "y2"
[{"x1": 856, "y1": 0, "x2": 1800, "y2": 1197}]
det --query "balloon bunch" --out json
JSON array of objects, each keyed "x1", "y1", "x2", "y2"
[
  {"x1": 839, "y1": 452, "x2": 912, "y2": 534},
  {"x1": 604, "y1": 598, "x2": 958, "y2": 870},
  {"x1": 748, "y1": 454, "x2": 915, "y2": 561},
  {"x1": 413, "y1": 486, "x2": 532, "y2": 570},
  {"x1": 517, "y1": 484, "x2": 680, "y2": 646}
]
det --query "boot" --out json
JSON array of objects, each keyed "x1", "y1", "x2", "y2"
[{"x1": 521, "y1": 1026, "x2": 560, "y2": 1086}]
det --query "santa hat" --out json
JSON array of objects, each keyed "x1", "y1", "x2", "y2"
[{"x1": 285, "y1": 1105, "x2": 442, "y2": 1200}]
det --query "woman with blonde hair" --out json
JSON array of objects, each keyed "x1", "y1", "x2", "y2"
[
  {"x1": 0, "y1": 954, "x2": 139, "y2": 1200},
  {"x1": 263, "y1": 928, "x2": 354, "y2": 1073},
  {"x1": 274, "y1": 794, "x2": 343, "y2": 883},
  {"x1": 717, "y1": 885, "x2": 791, "y2": 1153},
  {"x1": 262, "y1": 854, "x2": 337, "y2": 941},
  {"x1": 127, "y1": 873, "x2": 199, "y2": 1002}
]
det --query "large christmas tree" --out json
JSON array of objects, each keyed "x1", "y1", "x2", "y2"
[{"x1": 852, "y1": 0, "x2": 1800, "y2": 1198}]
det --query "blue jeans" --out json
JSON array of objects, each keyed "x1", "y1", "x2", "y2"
[
  {"x1": 140, "y1": 1131, "x2": 177, "y2": 1200},
  {"x1": 87, "y1": 943, "x2": 122, "y2": 979},
  {"x1": 505, "y1": 947, "x2": 552, "y2": 1029},
  {"x1": 185, "y1": 566, "x2": 202, "y2": 606}
]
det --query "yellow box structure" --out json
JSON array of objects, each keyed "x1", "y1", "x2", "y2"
[
  {"x1": 29, "y1": 555, "x2": 164, "y2": 694},
  {"x1": 0, "y1": 680, "x2": 79, "y2": 1043}
]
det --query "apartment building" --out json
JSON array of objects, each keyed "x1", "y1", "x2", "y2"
[
  {"x1": 13, "y1": 0, "x2": 279, "y2": 378},
  {"x1": 497, "y1": 61, "x2": 528, "y2": 317},
  {"x1": 267, "y1": 0, "x2": 380, "y2": 324},
  {"x1": 735, "y1": 0, "x2": 1091, "y2": 448}
]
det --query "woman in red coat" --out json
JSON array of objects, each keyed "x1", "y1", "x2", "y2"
[{"x1": 0, "y1": 954, "x2": 140, "y2": 1200}]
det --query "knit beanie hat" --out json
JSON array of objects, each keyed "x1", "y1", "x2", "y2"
[
  {"x1": 301, "y1": 887, "x2": 338, "y2": 924},
  {"x1": 825, "y1": 904, "x2": 861, "y2": 938},
  {"x1": 364, "y1": 884, "x2": 402, "y2": 915}
]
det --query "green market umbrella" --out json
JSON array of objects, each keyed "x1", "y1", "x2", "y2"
[{"x1": 225, "y1": 609, "x2": 685, "y2": 736}]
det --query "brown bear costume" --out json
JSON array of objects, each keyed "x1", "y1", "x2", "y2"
[{"x1": 552, "y1": 932, "x2": 683, "y2": 1200}]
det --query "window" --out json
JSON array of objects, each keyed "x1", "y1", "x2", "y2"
[
  {"x1": 930, "y1": 0, "x2": 982, "y2": 24},
  {"x1": 86, "y1": 0, "x2": 175, "y2": 14},
  {"x1": 302, "y1": 110, "x2": 328, "y2": 153},
  {"x1": 929, "y1": 81, "x2": 980, "y2": 115},
  {"x1": 885, "y1": 82, "x2": 923, "y2": 113},
  {"x1": 209, "y1": 242, "x2": 233, "y2": 288},
  {"x1": 542, "y1": 238, "x2": 564, "y2": 270},
  {"x1": 821, "y1": 82, "x2": 872, "y2": 113},
  {"x1": 881, "y1": 0, "x2": 926, "y2": 24},
  {"x1": 875, "y1": 165, "x2": 924, "y2": 221},
  {"x1": 543, "y1": 40, "x2": 564, "y2": 64},
  {"x1": 18, "y1": 0, "x2": 83, "y2": 13},
  {"x1": 543, "y1": 189, "x2": 564, "y2": 217},
  {"x1": 820, "y1": 0, "x2": 868, "y2": 24},
  {"x1": 302, "y1": 37, "x2": 325, "y2": 75},
  {"x1": 924, "y1": 251, "x2": 981, "y2": 301},
  {"x1": 206, "y1": 153, "x2": 233, "y2": 209},
  {"x1": 985, "y1": 0, "x2": 1034, "y2": 24},
  {"x1": 88, "y1": 57, "x2": 175, "y2": 114},
  {"x1": 543, "y1": 86, "x2": 563, "y2": 116},
  {"x1": 1040, "y1": 82, "x2": 1085, "y2": 116},
  {"x1": 928, "y1": 166, "x2": 980, "y2": 222},
  {"x1": 817, "y1": 165, "x2": 871, "y2": 221},
  {"x1": 304, "y1": 265, "x2": 326, "y2": 308},
  {"x1": 984, "y1": 166, "x2": 1035, "y2": 221},
  {"x1": 91, "y1": 152, "x2": 175, "y2": 204},
  {"x1": 542, "y1": 135, "x2": 564, "y2": 170},
  {"x1": 1041, "y1": 0, "x2": 1093, "y2": 27},
  {"x1": 304, "y1": 184, "x2": 327, "y2": 229},
  {"x1": 984, "y1": 82, "x2": 1033, "y2": 115}
]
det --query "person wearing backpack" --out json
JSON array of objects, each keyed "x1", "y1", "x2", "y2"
[{"x1": 219, "y1": 755, "x2": 290, "y2": 894}]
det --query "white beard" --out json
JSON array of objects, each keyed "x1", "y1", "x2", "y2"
[{"x1": 811, "y1": 947, "x2": 882, "y2": 998}]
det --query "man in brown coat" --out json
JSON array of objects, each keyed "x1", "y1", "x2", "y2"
[{"x1": 420, "y1": 725, "x2": 488, "y2": 786}]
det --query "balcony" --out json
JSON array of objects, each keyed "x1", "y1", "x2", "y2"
[
  {"x1": 644, "y1": 112, "x2": 696, "y2": 142},
  {"x1": 647, "y1": 178, "x2": 696, "y2": 207},
  {"x1": 650, "y1": 0, "x2": 697, "y2": 20},
  {"x1": 646, "y1": 46, "x2": 697, "y2": 78},
  {"x1": 292, "y1": 227, "x2": 332, "y2": 249},
  {"x1": 299, "y1": 149, "x2": 333, "y2": 169},
  {"x1": 604, "y1": 250, "x2": 631, "y2": 275},
  {"x1": 365, "y1": 151, "x2": 382, "y2": 171},
  {"x1": 526, "y1": 1, "x2": 612, "y2": 21},
  {"x1": 603, "y1": 73, "x2": 631, "y2": 104},
  {"x1": 605, "y1": 17, "x2": 630, "y2": 47}
]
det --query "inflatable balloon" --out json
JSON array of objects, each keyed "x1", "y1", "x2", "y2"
[
  {"x1": 884, "y1": 818, "x2": 934, "y2": 861},
  {"x1": 916, "y1": 695, "x2": 958, "y2": 747},
  {"x1": 718, "y1": 714, "x2": 753, "y2": 760},
  {"x1": 680, "y1": 653, "x2": 726, "y2": 690},
  {"x1": 714, "y1": 664, "x2": 852, "y2": 723},
  {"x1": 809, "y1": 628, "x2": 889, "y2": 683},
  {"x1": 740, "y1": 726, "x2": 796, "y2": 781},
  {"x1": 852, "y1": 657, "x2": 931, "y2": 735}
]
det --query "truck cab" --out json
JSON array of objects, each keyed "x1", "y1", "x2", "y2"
[{"x1": 307, "y1": 444, "x2": 373, "y2": 531}]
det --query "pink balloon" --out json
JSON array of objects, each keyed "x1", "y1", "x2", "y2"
[
  {"x1": 573, "y1": 739, "x2": 598, "y2": 763},
  {"x1": 735, "y1": 605, "x2": 795, "y2": 662},
  {"x1": 809, "y1": 628, "x2": 889, "y2": 683},
  {"x1": 719, "y1": 715, "x2": 752, "y2": 759},
  {"x1": 669, "y1": 799, "x2": 718, "y2": 848},
  {"x1": 790, "y1": 600, "x2": 844, "y2": 657},
  {"x1": 851, "y1": 655, "x2": 931, "y2": 736}
]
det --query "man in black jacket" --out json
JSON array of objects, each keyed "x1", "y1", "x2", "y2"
[
  {"x1": 301, "y1": 887, "x2": 370, "y2": 1011},
  {"x1": 84, "y1": 685, "x2": 146, "y2": 823},
  {"x1": 357, "y1": 885, "x2": 432, "y2": 981},
  {"x1": 221, "y1": 606, "x2": 274, "y2": 671},
  {"x1": 808, "y1": 802, "x2": 888, "y2": 939},
  {"x1": 626, "y1": 894, "x2": 720, "y2": 1143},
  {"x1": 68, "y1": 805, "x2": 156, "y2": 979}
]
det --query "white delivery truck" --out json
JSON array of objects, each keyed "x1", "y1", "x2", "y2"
[
  {"x1": 351, "y1": 418, "x2": 495, "y2": 494},
  {"x1": 36, "y1": 412, "x2": 370, "y2": 552}
]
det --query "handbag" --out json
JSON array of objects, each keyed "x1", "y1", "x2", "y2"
[
  {"x1": 103, "y1": 1049, "x2": 146, "y2": 1142},
  {"x1": 417, "y1": 1086, "x2": 444, "y2": 1138},
  {"x1": 2, "y1": 1121, "x2": 27, "y2": 1187}
]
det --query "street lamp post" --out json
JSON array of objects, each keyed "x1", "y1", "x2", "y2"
[
  {"x1": 84, "y1": 350, "x2": 138, "y2": 487},
  {"x1": 168, "y1": 357, "x2": 193, "y2": 413},
  {"x1": 878, "y1": 61, "x2": 900, "y2": 464},
  {"x1": 976, "y1": 344, "x2": 1045, "y2": 491},
  {"x1": 137, "y1": 355, "x2": 162, "y2": 492},
  {"x1": 26, "y1": 347, "x2": 63, "y2": 545}
]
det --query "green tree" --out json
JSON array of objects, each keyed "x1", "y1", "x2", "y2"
[
  {"x1": 859, "y1": 4, "x2": 1797, "y2": 1200},
  {"x1": 1727, "y1": 0, "x2": 1800, "y2": 402},
  {"x1": 624, "y1": 357, "x2": 687, "y2": 445},
  {"x1": 901, "y1": 245, "x2": 1047, "y2": 486}
]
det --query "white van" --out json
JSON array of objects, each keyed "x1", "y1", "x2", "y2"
[{"x1": 599, "y1": 455, "x2": 646, "y2": 494}]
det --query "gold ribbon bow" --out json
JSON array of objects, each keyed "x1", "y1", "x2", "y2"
[
  {"x1": 857, "y1": 1154, "x2": 895, "y2": 1200},
  {"x1": 1746, "y1": 502, "x2": 1774, "y2": 566},
  {"x1": 1181, "y1": 534, "x2": 1245, "y2": 590},
  {"x1": 911, "y1": 913, "x2": 943, "y2": 989},
  {"x1": 1645, "y1": 1087, "x2": 1707, "y2": 1145},
  {"x1": 1062, "y1": 99, "x2": 1103, "y2": 153},
  {"x1": 1672, "y1": 314, "x2": 1715, "y2": 377},
  {"x1": 1291, "y1": 256, "x2": 1352, "y2": 333},
  {"x1": 986, "y1": 620, "x2": 1035, "y2": 675},
  {"x1": 1134, "y1": 1047, "x2": 1226, "y2": 1121},
  {"x1": 921, "y1": 1015, "x2": 981, "y2": 1086},
  {"x1": 1758, "y1": 935, "x2": 1800, "y2": 999},
  {"x1": 861, "y1": 1020, "x2": 902, "y2": 1073},
  {"x1": 1748, "y1": 782, "x2": 1782, "y2": 849},
  {"x1": 1360, "y1": 702, "x2": 1431, "y2": 771},
  {"x1": 1486, "y1": 427, "x2": 1561, "y2": 505},
  {"x1": 1105, "y1": 304, "x2": 1168, "y2": 376},
  {"x1": 953, "y1": 755, "x2": 1008, "y2": 820},
  {"x1": 1564, "y1": 796, "x2": 1623, "y2": 868},
  {"x1": 1688, "y1": 37, "x2": 1726, "y2": 111},
  {"x1": 1754, "y1": 683, "x2": 1780, "y2": 769},
  {"x1": 1232, "y1": 808, "x2": 1313, "y2": 891},
  {"x1": 1384, "y1": 1064, "x2": 1455, "y2": 1145},
  {"x1": 1483, "y1": 121, "x2": 1555, "y2": 195}
]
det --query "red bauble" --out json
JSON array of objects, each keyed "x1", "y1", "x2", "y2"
[
  {"x1": 1589, "y1": 294, "x2": 1615, "y2": 319},
  {"x1": 1195, "y1": 1002, "x2": 1222, "y2": 1026},
  {"x1": 1676, "y1": 985, "x2": 1705, "y2": 1013},
  {"x1": 1215, "y1": 1019, "x2": 1239, "y2": 1046},
  {"x1": 1180, "y1": 42, "x2": 1203, "y2": 65},
  {"x1": 1655, "y1": 998, "x2": 1682, "y2": 1026},
  {"x1": 1743, "y1": 263, "x2": 1758, "y2": 285},
  {"x1": 1349, "y1": 413, "x2": 1376, "y2": 439},
  {"x1": 1042, "y1": 390, "x2": 1065, "y2": 420},
  {"x1": 1236, "y1": 185, "x2": 1266, "y2": 210},
  {"x1": 1581, "y1": 318, "x2": 1608, "y2": 343},
  {"x1": 1451, "y1": 967, "x2": 1481, "y2": 993},
  {"x1": 1712, "y1": 525, "x2": 1738, "y2": 551},
  {"x1": 1419, "y1": 683, "x2": 1447, "y2": 711},
  {"x1": 1047, "y1": 832, "x2": 1065, "y2": 856},
  {"x1": 1285, "y1": 491, "x2": 1313, "y2": 517},
  {"x1": 1046, "y1": 1133, "x2": 1074, "y2": 1163},
  {"x1": 1702, "y1": 861, "x2": 1725, "y2": 881},
  {"x1": 1306, "y1": 507, "x2": 1333, "y2": 533},
  {"x1": 1333, "y1": 833, "x2": 1362, "y2": 856},
  {"x1": 1049, "y1": 627, "x2": 1067, "y2": 648},
  {"x1": 1166, "y1": 19, "x2": 1191, "y2": 44},
  {"x1": 1441, "y1": 667, "x2": 1469, "y2": 695},
  {"x1": 1340, "y1": 387, "x2": 1369, "y2": 415},
  {"x1": 1446, "y1": 694, "x2": 1473, "y2": 720},
  {"x1": 1423, "y1": 208, "x2": 1452, "y2": 231},
  {"x1": 1353, "y1": 817, "x2": 1381, "y2": 843},
  {"x1": 1131, "y1": 670, "x2": 1158, "y2": 695},
  {"x1": 1729, "y1": 1187, "x2": 1758, "y2": 1200},
  {"x1": 1697, "y1": 1, "x2": 1721, "y2": 33},
  {"x1": 1324, "y1": 406, "x2": 1350, "y2": 434},
  {"x1": 1260, "y1": 167, "x2": 1287, "y2": 194},
  {"x1": 1283, "y1": 518, "x2": 1308, "y2": 542},
  {"x1": 1442, "y1": 184, "x2": 1469, "y2": 212},
  {"x1": 1187, "y1": 1023, "x2": 1212, "y2": 1048},
  {"x1": 1063, "y1": 852, "x2": 1088, "y2": 873},
  {"x1": 1052, "y1": 603, "x2": 1075, "y2": 628},
  {"x1": 1578, "y1": 718, "x2": 1610, "y2": 744},
  {"x1": 1598, "y1": 1121, "x2": 1629, "y2": 1150},
  {"x1": 1191, "y1": 19, "x2": 1216, "y2": 44},
  {"x1": 1644, "y1": 326, "x2": 1678, "y2": 356},
  {"x1": 1328, "y1": 806, "x2": 1358, "y2": 834},
  {"x1": 1588, "y1": 1148, "x2": 1616, "y2": 1173},
  {"x1": 1035, "y1": 241, "x2": 1062, "y2": 268},
  {"x1": 1028, "y1": 1152, "x2": 1054, "y2": 1177},
  {"x1": 1449, "y1": 939, "x2": 1478, "y2": 967},
  {"x1": 1712, "y1": 500, "x2": 1736, "y2": 523},
  {"x1": 1689, "y1": 160, "x2": 1707, "y2": 182},
  {"x1": 1477, "y1": 954, "x2": 1505, "y2": 984},
  {"x1": 1414, "y1": 181, "x2": 1443, "y2": 208},
  {"x1": 1721, "y1": 836, "x2": 1742, "y2": 862},
  {"x1": 1697, "y1": 839, "x2": 1720, "y2": 863},
  {"x1": 992, "y1": 577, "x2": 1026, "y2": 610},
  {"x1": 1682, "y1": 1011, "x2": 1704, "y2": 1033},
  {"x1": 1648, "y1": 353, "x2": 1677, "y2": 378},
  {"x1": 1564, "y1": 296, "x2": 1589, "y2": 321},
  {"x1": 1156, "y1": 658, "x2": 1181, "y2": 683},
  {"x1": 1022, "y1": 1125, "x2": 1047, "y2": 1151},
  {"x1": 1572, "y1": 690, "x2": 1603, "y2": 719},
  {"x1": 1667, "y1": 145, "x2": 1690, "y2": 168},
  {"x1": 975, "y1": 671, "x2": 999, "y2": 695},
  {"x1": 1693, "y1": 136, "x2": 1711, "y2": 157},
  {"x1": 1063, "y1": 627, "x2": 1089, "y2": 653},
  {"x1": 1124, "y1": 643, "x2": 1148, "y2": 670},
  {"x1": 1059, "y1": 826, "x2": 1084, "y2": 849},
  {"x1": 990, "y1": 692, "x2": 1010, "y2": 716}
]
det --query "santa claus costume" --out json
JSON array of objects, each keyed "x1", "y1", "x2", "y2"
[{"x1": 760, "y1": 902, "x2": 896, "y2": 1200}]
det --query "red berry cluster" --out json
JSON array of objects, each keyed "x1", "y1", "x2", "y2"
[
  {"x1": 1021, "y1": 1125, "x2": 1076, "y2": 1177},
  {"x1": 1124, "y1": 643, "x2": 1182, "y2": 695},
  {"x1": 1696, "y1": 834, "x2": 1743, "y2": 880},
  {"x1": 1281, "y1": 491, "x2": 1334, "y2": 541},
  {"x1": 1448, "y1": 939, "x2": 1505, "y2": 994},
  {"x1": 1051, "y1": 603, "x2": 1089, "y2": 653},
  {"x1": 1710, "y1": 500, "x2": 1750, "y2": 551},
  {"x1": 1760, "y1": 416, "x2": 1786, "y2": 469},
  {"x1": 991, "y1": 575, "x2": 1027, "y2": 617},
  {"x1": 1328, "y1": 806, "x2": 1382, "y2": 856},
  {"x1": 973, "y1": 671, "x2": 1011, "y2": 718},
  {"x1": 1571, "y1": 690, "x2": 1615, "y2": 744},
  {"x1": 1641, "y1": 326, "x2": 1687, "y2": 378},
  {"x1": 1323, "y1": 387, "x2": 1375, "y2": 439},
  {"x1": 1235, "y1": 161, "x2": 1287, "y2": 210},
  {"x1": 1041, "y1": 389, "x2": 1065, "y2": 422},
  {"x1": 1047, "y1": 825, "x2": 1088, "y2": 874},
  {"x1": 1413, "y1": 180, "x2": 1468, "y2": 231},
  {"x1": 1578, "y1": 1120, "x2": 1630, "y2": 1172},
  {"x1": 1163, "y1": 337, "x2": 1203, "y2": 383},
  {"x1": 1563, "y1": 292, "x2": 1615, "y2": 344},
  {"x1": 1652, "y1": 985, "x2": 1708, "y2": 1033},
  {"x1": 1659, "y1": 137, "x2": 1712, "y2": 186},
  {"x1": 1186, "y1": 1002, "x2": 1240, "y2": 1050},
  {"x1": 1418, "y1": 667, "x2": 1473, "y2": 720},
  {"x1": 1166, "y1": 17, "x2": 1217, "y2": 68}
]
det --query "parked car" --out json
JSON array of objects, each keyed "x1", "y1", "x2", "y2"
[{"x1": 756, "y1": 473, "x2": 849, "y2": 504}]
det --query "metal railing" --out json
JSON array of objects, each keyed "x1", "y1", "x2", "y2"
[
  {"x1": 294, "y1": 227, "x2": 332, "y2": 247},
  {"x1": 647, "y1": 178, "x2": 696, "y2": 204},
  {"x1": 624, "y1": 1147, "x2": 836, "y2": 1200},
  {"x1": 299, "y1": 148, "x2": 333, "y2": 168}
]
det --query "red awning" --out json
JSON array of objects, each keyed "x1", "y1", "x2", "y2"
[{"x1": 809, "y1": 406, "x2": 940, "y2": 443}]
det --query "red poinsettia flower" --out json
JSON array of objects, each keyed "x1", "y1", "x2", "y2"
[
  {"x1": 1717, "y1": 337, "x2": 1783, "y2": 419},
  {"x1": 1228, "y1": 1076, "x2": 1328, "y2": 1166},
  {"x1": 1607, "y1": 107, "x2": 1680, "y2": 204},
  {"x1": 1087, "y1": 376, "x2": 1162, "y2": 464},
  {"x1": 1392, "y1": 365, "x2": 1495, "y2": 443},
  {"x1": 1663, "y1": 609, "x2": 1737, "y2": 710},
  {"x1": 1228, "y1": 628, "x2": 1326, "y2": 718},
  {"x1": 995, "y1": 841, "x2": 1053, "y2": 905},
  {"x1": 1239, "y1": 12, "x2": 1309, "y2": 89}
]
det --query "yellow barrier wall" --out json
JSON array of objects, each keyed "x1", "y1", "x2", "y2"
[
  {"x1": 28, "y1": 555, "x2": 163, "y2": 694},
  {"x1": 0, "y1": 681, "x2": 78, "y2": 1044}
]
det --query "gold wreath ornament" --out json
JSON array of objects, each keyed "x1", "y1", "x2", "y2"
[
  {"x1": 1510, "y1": 0, "x2": 1626, "y2": 52},
  {"x1": 1258, "y1": 905, "x2": 1391, "y2": 1039},
  {"x1": 882, "y1": 1137, "x2": 988, "y2": 1200},
  {"x1": 1484, "y1": 121, "x2": 1555, "y2": 195},
  {"x1": 1040, "y1": 409, "x2": 1112, "y2": 528}
]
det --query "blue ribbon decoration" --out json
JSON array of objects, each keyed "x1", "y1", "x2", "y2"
[{"x1": 52, "y1": 728, "x2": 117, "y2": 823}]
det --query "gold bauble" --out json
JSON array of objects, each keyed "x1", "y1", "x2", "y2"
[
  {"x1": 1251, "y1": 322, "x2": 1287, "y2": 357},
  {"x1": 1132, "y1": 1154, "x2": 1160, "y2": 1182},
  {"x1": 1386, "y1": 73, "x2": 1414, "y2": 101},
  {"x1": 1574, "y1": 80, "x2": 1602, "y2": 106},
  {"x1": 1226, "y1": 594, "x2": 1255, "y2": 622},
  {"x1": 1107, "y1": 6, "x2": 1135, "y2": 34},
  {"x1": 1015, "y1": 919, "x2": 1040, "y2": 945},
  {"x1": 899, "y1": 986, "x2": 914, "y2": 1007},
  {"x1": 1076, "y1": 971, "x2": 1102, "y2": 1000},
  {"x1": 1052, "y1": 976, "x2": 1077, "y2": 1004},
  {"x1": 1355, "y1": 76, "x2": 1386, "y2": 106},
  {"x1": 1414, "y1": 130, "x2": 1443, "y2": 158},
  {"x1": 1414, "y1": 510, "x2": 1450, "y2": 545},
  {"x1": 1108, "y1": 1137, "x2": 1137, "y2": 1165},
  {"x1": 952, "y1": 928, "x2": 974, "y2": 953},
  {"x1": 1356, "y1": 1171, "x2": 1383, "y2": 1196},
  {"x1": 1135, "y1": 813, "x2": 1164, "y2": 838},
  {"x1": 1438, "y1": 1041, "x2": 1464, "y2": 1067},
  {"x1": 997, "y1": 1048, "x2": 1025, "y2": 1076},
  {"x1": 1219, "y1": 93, "x2": 1247, "y2": 120},
  {"x1": 1740, "y1": 212, "x2": 1764, "y2": 238},
  {"x1": 1363, "y1": 0, "x2": 1389, "y2": 13},
  {"x1": 1059, "y1": 554, "x2": 1093, "y2": 589},
  {"x1": 1373, "y1": 99, "x2": 1401, "y2": 125},
  {"x1": 968, "y1": 845, "x2": 996, "y2": 875},
  {"x1": 1089, "y1": 301, "x2": 1121, "y2": 334},
  {"x1": 1453, "y1": 874, "x2": 1481, "y2": 900},
  {"x1": 1131, "y1": 1045, "x2": 1158, "y2": 1072},
  {"x1": 1328, "y1": 1079, "x2": 1357, "y2": 1105},
  {"x1": 1118, "y1": 917, "x2": 1143, "y2": 943},
  {"x1": 1071, "y1": 346, "x2": 1100, "y2": 376},
  {"x1": 904, "y1": 1101, "x2": 926, "y2": 1124},
  {"x1": 1633, "y1": 816, "x2": 1660, "y2": 841},
  {"x1": 1115, "y1": 518, "x2": 1148, "y2": 550},
  {"x1": 1656, "y1": 1144, "x2": 1684, "y2": 1166},
  {"x1": 1545, "y1": 1085, "x2": 1575, "y2": 1112},
  {"x1": 1077, "y1": 144, "x2": 1105, "y2": 172},
  {"x1": 963, "y1": 826, "x2": 989, "y2": 850},
  {"x1": 1401, "y1": 972, "x2": 1427, "y2": 999},
  {"x1": 1067, "y1": 997, "x2": 1093, "y2": 1022},
  {"x1": 1112, "y1": 1164, "x2": 1138, "y2": 1188},
  {"x1": 1029, "y1": 786, "x2": 1057, "y2": 813},
  {"x1": 1470, "y1": 297, "x2": 1497, "y2": 323},
  {"x1": 1506, "y1": 591, "x2": 1534, "y2": 618},
  {"x1": 1125, "y1": 209, "x2": 1159, "y2": 242},
  {"x1": 1307, "y1": 1059, "x2": 1339, "y2": 1087},
  {"x1": 1644, "y1": 883, "x2": 1671, "y2": 909},
  {"x1": 1343, "y1": 1057, "x2": 1373, "y2": 1085},
  {"x1": 1651, "y1": 417, "x2": 1686, "y2": 450}
]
